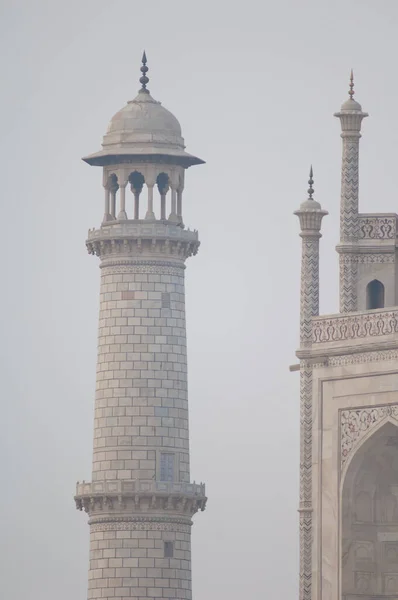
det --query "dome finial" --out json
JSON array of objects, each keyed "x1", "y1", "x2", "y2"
[
  {"x1": 139, "y1": 51, "x2": 150, "y2": 94},
  {"x1": 308, "y1": 165, "x2": 314, "y2": 200},
  {"x1": 349, "y1": 69, "x2": 354, "y2": 99}
]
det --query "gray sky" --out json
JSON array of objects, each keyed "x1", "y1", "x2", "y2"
[{"x1": 1, "y1": 0, "x2": 398, "y2": 598}]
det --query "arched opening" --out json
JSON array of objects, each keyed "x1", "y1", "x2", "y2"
[
  {"x1": 156, "y1": 173, "x2": 169, "y2": 221},
  {"x1": 129, "y1": 171, "x2": 145, "y2": 220},
  {"x1": 366, "y1": 279, "x2": 385, "y2": 310},
  {"x1": 341, "y1": 421, "x2": 398, "y2": 599}
]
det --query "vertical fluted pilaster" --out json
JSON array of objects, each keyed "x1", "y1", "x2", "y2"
[
  {"x1": 298, "y1": 233, "x2": 320, "y2": 600},
  {"x1": 298, "y1": 363, "x2": 313, "y2": 600},
  {"x1": 295, "y1": 172, "x2": 327, "y2": 600},
  {"x1": 298, "y1": 234, "x2": 321, "y2": 600},
  {"x1": 338, "y1": 133, "x2": 360, "y2": 313},
  {"x1": 299, "y1": 235, "x2": 321, "y2": 347},
  {"x1": 339, "y1": 135, "x2": 360, "y2": 243}
]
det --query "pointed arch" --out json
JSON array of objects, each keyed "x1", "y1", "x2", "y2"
[
  {"x1": 366, "y1": 279, "x2": 385, "y2": 310},
  {"x1": 341, "y1": 420, "x2": 398, "y2": 598},
  {"x1": 341, "y1": 414, "x2": 398, "y2": 483}
]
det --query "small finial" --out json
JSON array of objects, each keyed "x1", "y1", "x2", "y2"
[
  {"x1": 308, "y1": 165, "x2": 314, "y2": 200},
  {"x1": 349, "y1": 69, "x2": 354, "y2": 99},
  {"x1": 139, "y1": 50, "x2": 149, "y2": 93}
]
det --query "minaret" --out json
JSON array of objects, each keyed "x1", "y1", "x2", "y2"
[
  {"x1": 334, "y1": 71, "x2": 368, "y2": 313},
  {"x1": 75, "y1": 55, "x2": 207, "y2": 600},
  {"x1": 294, "y1": 168, "x2": 327, "y2": 600}
]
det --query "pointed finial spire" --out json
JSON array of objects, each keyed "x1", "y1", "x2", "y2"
[
  {"x1": 139, "y1": 51, "x2": 150, "y2": 93},
  {"x1": 307, "y1": 165, "x2": 314, "y2": 200},
  {"x1": 349, "y1": 69, "x2": 354, "y2": 99}
]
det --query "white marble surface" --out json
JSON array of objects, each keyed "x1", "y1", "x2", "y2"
[{"x1": 311, "y1": 360, "x2": 398, "y2": 600}]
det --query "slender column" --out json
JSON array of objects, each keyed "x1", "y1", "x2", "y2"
[
  {"x1": 110, "y1": 190, "x2": 116, "y2": 218},
  {"x1": 299, "y1": 233, "x2": 321, "y2": 346},
  {"x1": 334, "y1": 74, "x2": 368, "y2": 313},
  {"x1": 298, "y1": 232, "x2": 320, "y2": 600},
  {"x1": 294, "y1": 169, "x2": 327, "y2": 600},
  {"x1": 145, "y1": 183, "x2": 155, "y2": 220},
  {"x1": 337, "y1": 132, "x2": 361, "y2": 313},
  {"x1": 134, "y1": 191, "x2": 140, "y2": 219},
  {"x1": 161, "y1": 194, "x2": 166, "y2": 220},
  {"x1": 298, "y1": 363, "x2": 313, "y2": 600},
  {"x1": 102, "y1": 185, "x2": 112, "y2": 223},
  {"x1": 168, "y1": 185, "x2": 178, "y2": 223},
  {"x1": 177, "y1": 189, "x2": 183, "y2": 222},
  {"x1": 117, "y1": 182, "x2": 128, "y2": 220}
]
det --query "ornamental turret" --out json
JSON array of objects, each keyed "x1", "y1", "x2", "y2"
[{"x1": 294, "y1": 167, "x2": 328, "y2": 347}]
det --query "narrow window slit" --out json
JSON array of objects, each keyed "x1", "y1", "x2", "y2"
[
  {"x1": 164, "y1": 541, "x2": 174, "y2": 558},
  {"x1": 162, "y1": 292, "x2": 171, "y2": 309}
]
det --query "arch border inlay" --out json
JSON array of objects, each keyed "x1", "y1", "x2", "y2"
[{"x1": 340, "y1": 404, "x2": 398, "y2": 471}]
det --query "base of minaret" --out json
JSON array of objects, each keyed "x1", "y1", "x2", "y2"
[{"x1": 75, "y1": 481, "x2": 206, "y2": 600}]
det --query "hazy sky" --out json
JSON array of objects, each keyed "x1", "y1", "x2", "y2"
[{"x1": 1, "y1": 1, "x2": 398, "y2": 598}]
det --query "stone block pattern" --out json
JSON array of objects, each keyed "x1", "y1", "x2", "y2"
[
  {"x1": 88, "y1": 521, "x2": 192, "y2": 599},
  {"x1": 92, "y1": 264, "x2": 190, "y2": 484}
]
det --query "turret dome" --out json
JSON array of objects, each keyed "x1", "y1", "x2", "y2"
[
  {"x1": 83, "y1": 54, "x2": 204, "y2": 167},
  {"x1": 340, "y1": 97, "x2": 363, "y2": 112},
  {"x1": 106, "y1": 90, "x2": 183, "y2": 143}
]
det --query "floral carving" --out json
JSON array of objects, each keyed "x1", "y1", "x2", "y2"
[
  {"x1": 329, "y1": 349, "x2": 398, "y2": 366},
  {"x1": 313, "y1": 310, "x2": 398, "y2": 344},
  {"x1": 341, "y1": 405, "x2": 398, "y2": 468},
  {"x1": 359, "y1": 216, "x2": 396, "y2": 240},
  {"x1": 357, "y1": 254, "x2": 395, "y2": 264}
]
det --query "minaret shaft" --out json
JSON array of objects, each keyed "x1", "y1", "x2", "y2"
[
  {"x1": 340, "y1": 134, "x2": 360, "y2": 244},
  {"x1": 298, "y1": 234, "x2": 320, "y2": 600},
  {"x1": 338, "y1": 133, "x2": 360, "y2": 313},
  {"x1": 299, "y1": 235, "x2": 320, "y2": 347},
  {"x1": 298, "y1": 235, "x2": 320, "y2": 600},
  {"x1": 92, "y1": 263, "x2": 190, "y2": 484}
]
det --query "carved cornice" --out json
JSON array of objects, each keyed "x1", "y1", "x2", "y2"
[
  {"x1": 87, "y1": 238, "x2": 199, "y2": 263},
  {"x1": 297, "y1": 339, "x2": 398, "y2": 362},
  {"x1": 329, "y1": 348, "x2": 398, "y2": 366},
  {"x1": 86, "y1": 221, "x2": 200, "y2": 262},
  {"x1": 89, "y1": 515, "x2": 192, "y2": 526},
  {"x1": 75, "y1": 479, "x2": 207, "y2": 518},
  {"x1": 90, "y1": 521, "x2": 192, "y2": 532},
  {"x1": 337, "y1": 248, "x2": 396, "y2": 259},
  {"x1": 100, "y1": 262, "x2": 185, "y2": 274},
  {"x1": 75, "y1": 491, "x2": 206, "y2": 517}
]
